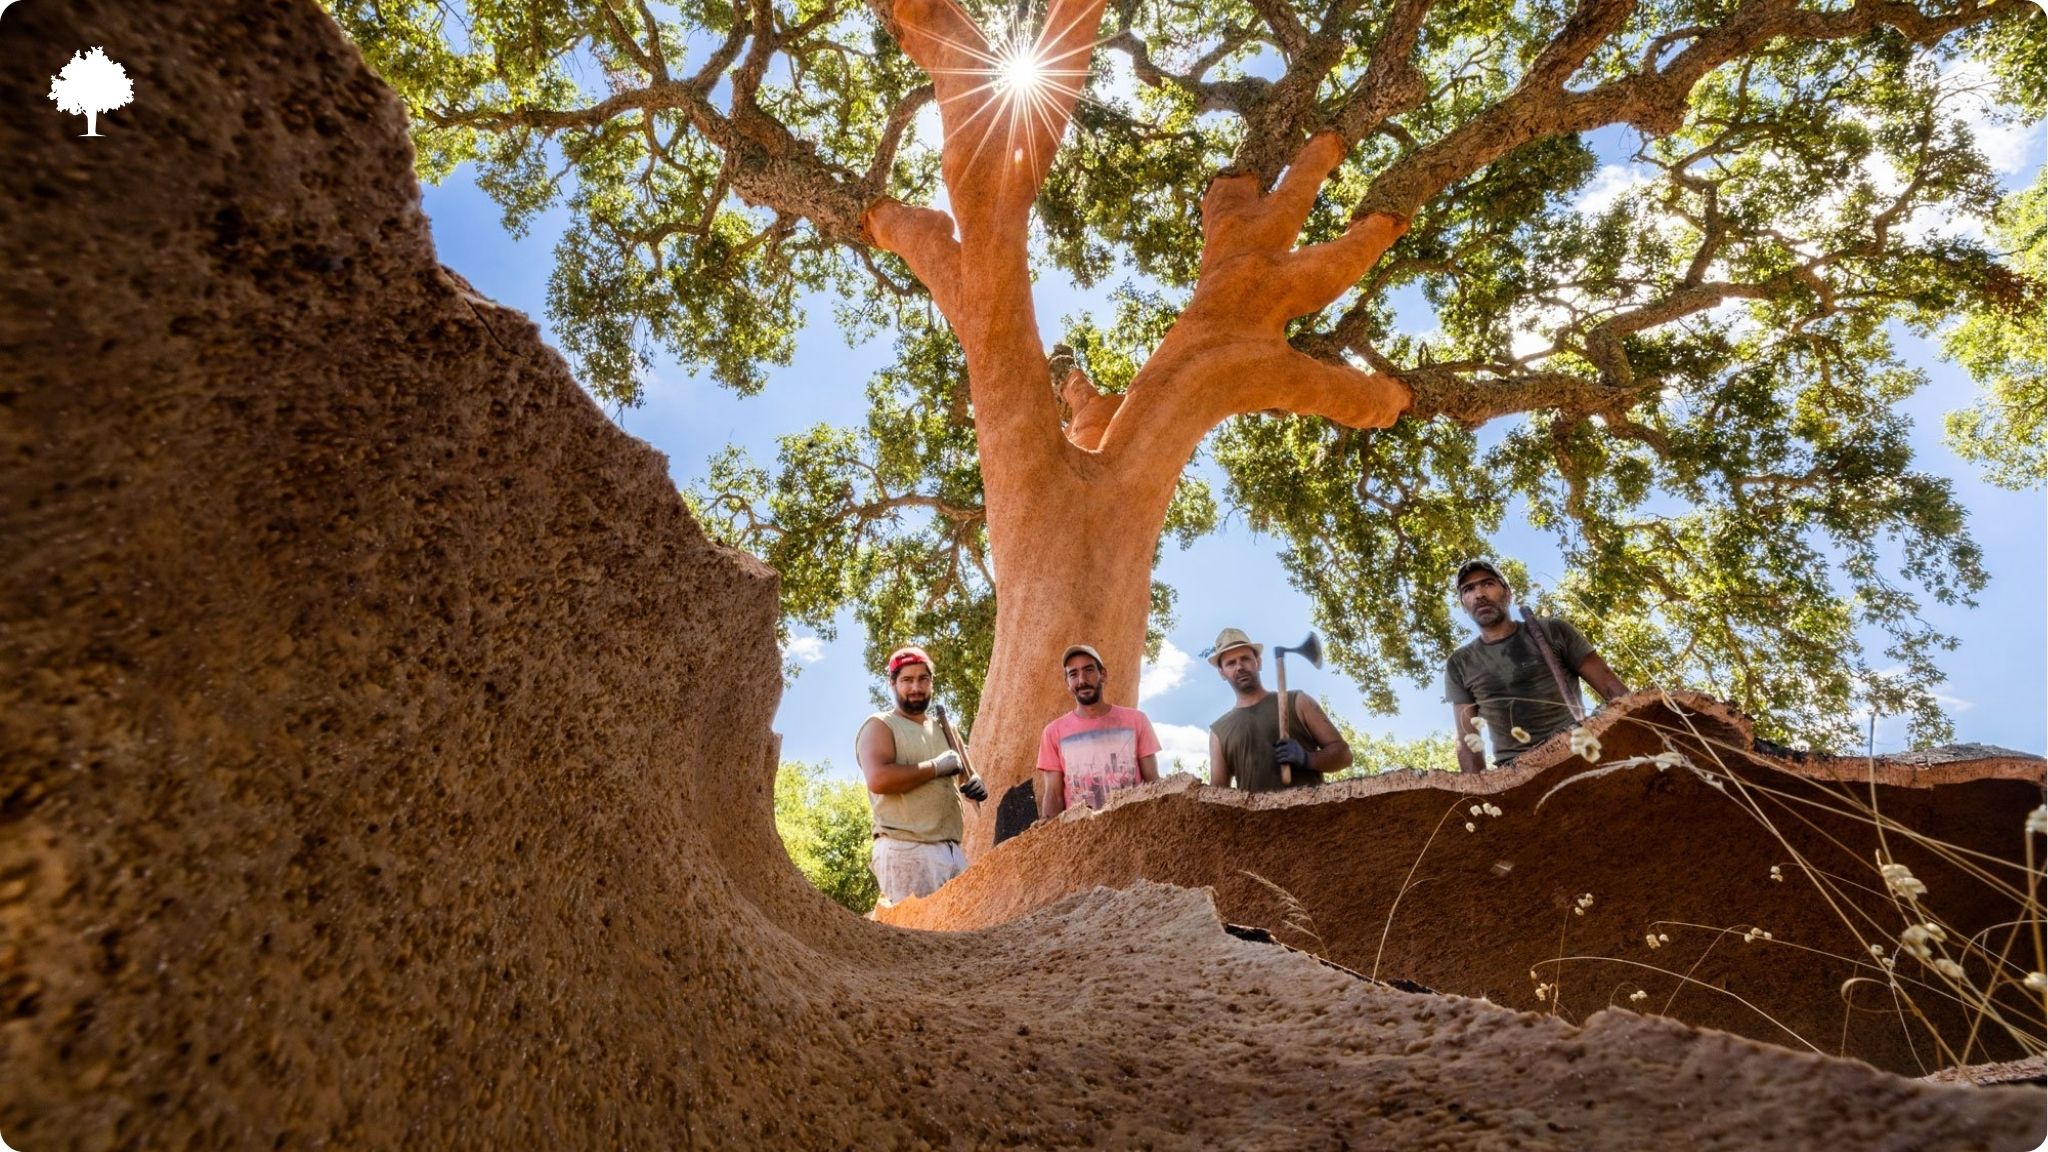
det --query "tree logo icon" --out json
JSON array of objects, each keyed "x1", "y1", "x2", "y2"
[{"x1": 47, "y1": 47, "x2": 133, "y2": 137}]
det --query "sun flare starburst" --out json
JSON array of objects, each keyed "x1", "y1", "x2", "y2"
[
  {"x1": 991, "y1": 37, "x2": 1048, "y2": 98},
  {"x1": 924, "y1": 1, "x2": 1104, "y2": 171}
]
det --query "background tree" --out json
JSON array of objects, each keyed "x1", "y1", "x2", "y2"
[
  {"x1": 1326, "y1": 713, "x2": 1462, "y2": 776},
  {"x1": 324, "y1": 0, "x2": 2042, "y2": 855},
  {"x1": 774, "y1": 760, "x2": 880, "y2": 912}
]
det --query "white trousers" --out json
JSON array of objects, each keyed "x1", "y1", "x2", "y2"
[{"x1": 870, "y1": 837, "x2": 966, "y2": 907}]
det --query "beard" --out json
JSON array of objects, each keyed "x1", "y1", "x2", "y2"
[
  {"x1": 894, "y1": 692, "x2": 931, "y2": 715},
  {"x1": 1072, "y1": 685, "x2": 1101, "y2": 705}
]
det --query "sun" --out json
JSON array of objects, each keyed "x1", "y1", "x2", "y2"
[
  {"x1": 991, "y1": 37, "x2": 1047, "y2": 99},
  {"x1": 921, "y1": 3, "x2": 1104, "y2": 170}
]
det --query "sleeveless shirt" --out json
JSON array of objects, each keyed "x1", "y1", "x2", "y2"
[
  {"x1": 1209, "y1": 691, "x2": 1322, "y2": 793},
  {"x1": 860, "y1": 711, "x2": 965, "y2": 843}
]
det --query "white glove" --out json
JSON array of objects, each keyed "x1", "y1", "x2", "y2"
[{"x1": 923, "y1": 749, "x2": 963, "y2": 777}]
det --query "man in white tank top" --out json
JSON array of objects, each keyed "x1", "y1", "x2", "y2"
[{"x1": 855, "y1": 646, "x2": 988, "y2": 907}]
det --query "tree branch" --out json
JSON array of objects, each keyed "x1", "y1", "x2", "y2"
[
  {"x1": 1101, "y1": 133, "x2": 1412, "y2": 467},
  {"x1": 1357, "y1": 0, "x2": 2015, "y2": 219},
  {"x1": 865, "y1": 84, "x2": 935, "y2": 193},
  {"x1": 1333, "y1": 0, "x2": 1435, "y2": 145},
  {"x1": 1103, "y1": 28, "x2": 1263, "y2": 114}
]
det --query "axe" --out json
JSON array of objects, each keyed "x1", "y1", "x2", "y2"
[
  {"x1": 1272, "y1": 633, "x2": 1323, "y2": 784},
  {"x1": 930, "y1": 704, "x2": 982, "y2": 820}
]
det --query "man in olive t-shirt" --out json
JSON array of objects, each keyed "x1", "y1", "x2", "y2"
[
  {"x1": 1446, "y1": 559, "x2": 1630, "y2": 771},
  {"x1": 1205, "y1": 627, "x2": 1352, "y2": 792}
]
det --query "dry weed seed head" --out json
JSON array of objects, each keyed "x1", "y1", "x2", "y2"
[
  {"x1": 1879, "y1": 862, "x2": 1928, "y2": 901},
  {"x1": 1629, "y1": 990, "x2": 1648, "y2": 1003},
  {"x1": 2025, "y1": 972, "x2": 2045, "y2": 993},
  {"x1": 2027, "y1": 806, "x2": 2046, "y2": 837},
  {"x1": 1511, "y1": 726, "x2": 1531, "y2": 743},
  {"x1": 1464, "y1": 821, "x2": 1476, "y2": 833},
  {"x1": 1568, "y1": 727, "x2": 1601, "y2": 762},
  {"x1": 1899, "y1": 923, "x2": 1946, "y2": 960},
  {"x1": 1769, "y1": 865, "x2": 1783, "y2": 882}
]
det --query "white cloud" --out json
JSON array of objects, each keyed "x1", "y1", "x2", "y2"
[
  {"x1": 1139, "y1": 639, "x2": 1192, "y2": 702},
  {"x1": 1574, "y1": 163, "x2": 1655, "y2": 217},
  {"x1": 1932, "y1": 688, "x2": 1975, "y2": 714},
  {"x1": 1153, "y1": 721, "x2": 1212, "y2": 779},
  {"x1": 782, "y1": 635, "x2": 826, "y2": 665},
  {"x1": 1941, "y1": 59, "x2": 2043, "y2": 177}
]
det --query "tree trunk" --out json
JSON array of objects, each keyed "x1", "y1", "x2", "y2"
[
  {"x1": 865, "y1": 0, "x2": 1408, "y2": 861},
  {"x1": 962, "y1": 448, "x2": 1181, "y2": 859},
  {"x1": 83, "y1": 110, "x2": 99, "y2": 137}
]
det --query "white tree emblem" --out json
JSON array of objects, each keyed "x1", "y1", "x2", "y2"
[{"x1": 47, "y1": 47, "x2": 133, "y2": 137}]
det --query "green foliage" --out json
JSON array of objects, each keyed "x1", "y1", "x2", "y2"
[
  {"x1": 1216, "y1": 37, "x2": 2023, "y2": 750},
  {"x1": 687, "y1": 314, "x2": 999, "y2": 717},
  {"x1": 689, "y1": 311, "x2": 1211, "y2": 711},
  {"x1": 1325, "y1": 710, "x2": 1462, "y2": 777},
  {"x1": 325, "y1": 0, "x2": 2041, "y2": 749},
  {"x1": 1940, "y1": 178, "x2": 2046, "y2": 489},
  {"x1": 774, "y1": 760, "x2": 879, "y2": 914}
]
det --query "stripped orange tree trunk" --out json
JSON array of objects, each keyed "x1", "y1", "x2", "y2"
[{"x1": 863, "y1": 0, "x2": 1410, "y2": 858}]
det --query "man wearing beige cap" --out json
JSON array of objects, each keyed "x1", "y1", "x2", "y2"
[
  {"x1": 855, "y1": 645, "x2": 987, "y2": 907},
  {"x1": 1035, "y1": 644, "x2": 1161, "y2": 820},
  {"x1": 1205, "y1": 627, "x2": 1351, "y2": 792}
]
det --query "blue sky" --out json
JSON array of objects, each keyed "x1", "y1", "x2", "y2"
[{"x1": 418, "y1": 107, "x2": 2046, "y2": 783}]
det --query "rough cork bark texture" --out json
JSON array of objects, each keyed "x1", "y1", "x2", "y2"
[
  {"x1": 883, "y1": 692, "x2": 2048, "y2": 1078},
  {"x1": 0, "y1": 1, "x2": 2042, "y2": 1148}
]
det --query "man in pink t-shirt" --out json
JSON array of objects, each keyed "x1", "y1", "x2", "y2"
[{"x1": 1036, "y1": 644, "x2": 1161, "y2": 820}]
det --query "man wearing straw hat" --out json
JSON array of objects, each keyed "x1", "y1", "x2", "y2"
[{"x1": 1205, "y1": 627, "x2": 1351, "y2": 792}]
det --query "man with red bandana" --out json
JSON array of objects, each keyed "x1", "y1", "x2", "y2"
[{"x1": 855, "y1": 645, "x2": 988, "y2": 906}]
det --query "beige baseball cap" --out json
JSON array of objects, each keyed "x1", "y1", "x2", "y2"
[{"x1": 1060, "y1": 644, "x2": 1104, "y2": 671}]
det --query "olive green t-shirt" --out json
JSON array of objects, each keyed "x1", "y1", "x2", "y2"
[
  {"x1": 1444, "y1": 618, "x2": 1595, "y2": 763},
  {"x1": 1209, "y1": 691, "x2": 1323, "y2": 793},
  {"x1": 859, "y1": 711, "x2": 965, "y2": 844}
]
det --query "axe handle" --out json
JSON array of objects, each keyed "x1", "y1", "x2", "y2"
[
  {"x1": 1276, "y1": 656, "x2": 1291, "y2": 784},
  {"x1": 1519, "y1": 607, "x2": 1585, "y2": 724},
  {"x1": 934, "y1": 705, "x2": 983, "y2": 820}
]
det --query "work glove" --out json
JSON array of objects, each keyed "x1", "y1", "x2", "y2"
[
  {"x1": 959, "y1": 775, "x2": 988, "y2": 802},
  {"x1": 1273, "y1": 740, "x2": 1310, "y2": 771},
  {"x1": 923, "y1": 749, "x2": 963, "y2": 777}
]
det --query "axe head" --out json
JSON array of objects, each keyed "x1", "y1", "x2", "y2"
[{"x1": 1275, "y1": 632, "x2": 1323, "y2": 669}]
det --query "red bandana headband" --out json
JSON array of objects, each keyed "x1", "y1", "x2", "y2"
[{"x1": 886, "y1": 647, "x2": 932, "y2": 676}]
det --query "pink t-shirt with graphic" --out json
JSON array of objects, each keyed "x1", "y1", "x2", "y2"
[{"x1": 1037, "y1": 706, "x2": 1161, "y2": 812}]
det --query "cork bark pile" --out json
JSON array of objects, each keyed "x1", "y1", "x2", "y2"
[
  {"x1": 882, "y1": 691, "x2": 2047, "y2": 1079},
  {"x1": 0, "y1": 1, "x2": 2041, "y2": 1147}
]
